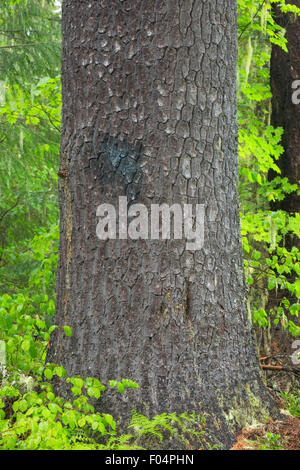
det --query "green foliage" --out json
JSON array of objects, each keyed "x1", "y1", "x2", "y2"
[
  {"x1": 0, "y1": 0, "x2": 61, "y2": 85},
  {"x1": 281, "y1": 389, "x2": 300, "y2": 418},
  {"x1": 0, "y1": 366, "x2": 139, "y2": 450},
  {"x1": 237, "y1": 0, "x2": 300, "y2": 338},
  {"x1": 252, "y1": 432, "x2": 285, "y2": 450},
  {"x1": 0, "y1": 0, "x2": 61, "y2": 296},
  {"x1": 0, "y1": 77, "x2": 60, "y2": 255},
  {"x1": 127, "y1": 410, "x2": 207, "y2": 449}
]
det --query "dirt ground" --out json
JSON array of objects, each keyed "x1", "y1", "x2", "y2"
[
  {"x1": 231, "y1": 415, "x2": 300, "y2": 450},
  {"x1": 230, "y1": 379, "x2": 300, "y2": 451}
]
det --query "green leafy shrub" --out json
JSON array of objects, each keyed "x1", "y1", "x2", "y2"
[
  {"x1": 252, "y1": 432, "x2": 285, "y2": 450},
  {"x1": 281, "y1": 389, "x2": 300, "y2": 418},
  {"x1": 0, "y1": 365, "x2": 139, "y2": 450},
  {"x1": 0, "y1": 361, "x2": 206, "y2": 450}
]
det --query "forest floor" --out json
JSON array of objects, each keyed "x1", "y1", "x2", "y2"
[
  {"x1": 231, "y1": 366, "x2": 300, "y2": 450},
  {"x1": 231, "y1": 415, "x2": 300, "y2": 450}
]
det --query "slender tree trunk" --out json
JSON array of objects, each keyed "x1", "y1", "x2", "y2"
[
  {"x1": 270, "y1": 0, "x2": 300, "y2": 219},
  {"x1": 48, "y1": 0, "x2": 279, "y2": 449}
]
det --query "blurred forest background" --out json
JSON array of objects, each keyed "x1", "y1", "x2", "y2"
[{"x1": 0, "y1": 0, "x2": 299, "y2": 450}]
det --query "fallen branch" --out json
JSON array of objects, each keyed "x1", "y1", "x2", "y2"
[
  {"x1": 261, "y1": 364, "x2": 300, "y2": 376},
  {"x1": 259, "y1": 355, "x2": 286, "y2": 362}
]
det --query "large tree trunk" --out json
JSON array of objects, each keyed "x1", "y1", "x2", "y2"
[
  {"x1": 270, "y1": 0, "x2": 300, "y2": 218},
  {"x1": 48, "y1": 0, "x2": 279, "y2": 449}
]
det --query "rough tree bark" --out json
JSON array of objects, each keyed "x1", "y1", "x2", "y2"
[
  {"x1": 48, "y1": 0, "x2": 279, "y2": 449},
  {"x1": 270, "y1": 0, "x2": 300, "y2": 218}
]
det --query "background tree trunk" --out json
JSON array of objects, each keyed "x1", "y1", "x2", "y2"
[
  {"x1": 267, "y1": 0, "x2": 300, "y2": 371},
  {"x1": 48, "y1": 0, "x2": 279, "y2": 449},
  {"x1": 270, "y1": 0, "x2": 300, "y2": 219}
]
